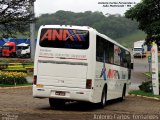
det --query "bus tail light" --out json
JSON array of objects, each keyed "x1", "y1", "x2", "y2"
[
  {"x1": 33, "y1": 75, "x2": 37, "y2": 85},
  {"x1": 86, "y1": 79, "x2": 92, "y2": 89}
]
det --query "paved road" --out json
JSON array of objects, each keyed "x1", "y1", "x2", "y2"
[{"x1": 0, "y1": 87, "x2": 160, "y2": 120}]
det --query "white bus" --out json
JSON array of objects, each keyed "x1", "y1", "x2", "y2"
[{"x1": 33, "y1": 25, "x2": 133, "y2": 108}]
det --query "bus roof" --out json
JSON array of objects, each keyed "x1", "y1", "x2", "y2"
[
  {"x1": 39, "y1": 25, "x2": 92, "y2": 31},
  {"x1": 39, "y1": 25, "x2": 129, "y2": 52}
]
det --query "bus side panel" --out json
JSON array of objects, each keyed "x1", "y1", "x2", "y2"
[
  {"x1": 88, "y1": 32, "x2": 102, "y2": 103},
  {"x1": 33, "y1": 27, "x2": 42, "y2": 79},
  {"x1": 94, "y1": 62, "x2": 118, "y2": 101}
]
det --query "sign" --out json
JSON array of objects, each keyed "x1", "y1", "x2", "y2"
[
  {"x1": 148, "y1": 55, "x2": 160, "y2": 63},
  {"x1": 151, "y1": 42, "x2": 159, "y2": 95},
  {"x1": 148, "y1": 56, "x2": 151, "y2": 63}
]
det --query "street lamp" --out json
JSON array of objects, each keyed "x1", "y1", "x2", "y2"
[{"x1": 30, "y1": 0, "x2": 36, "y2": 60}]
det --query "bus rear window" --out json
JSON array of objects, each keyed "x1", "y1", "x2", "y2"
[{"x1": 40, "y1": 29, "x2": 89, "y2": 49}]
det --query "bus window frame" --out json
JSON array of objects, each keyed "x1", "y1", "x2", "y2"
[{"x1": 39, "y1": 28, "x2": 90, "y2": 50}]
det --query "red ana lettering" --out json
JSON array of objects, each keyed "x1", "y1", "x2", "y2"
[
  {"x1": 52, "y1": 30, "x2": 63, "y2": 40},
  {"x1": 41, "y1": 29, "x2": 74, "y2": 42},
  {"x1": 41, "y1": 29, "x2": 52, "y2": 41}
]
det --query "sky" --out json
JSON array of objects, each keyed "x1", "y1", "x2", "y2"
[{"x1": 35, "y1": 0, "x2": 141, "y2": 16}]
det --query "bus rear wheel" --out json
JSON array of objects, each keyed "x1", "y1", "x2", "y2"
[
  {"x1": 120, "y1": 85, "x2": 126, "y2": 102},
  {"x1": 49, "y1": 98, "x2": 65, "y2": 109},
  {"x1": 99, "y1": 89, "x2": 106, "y2": 108}
]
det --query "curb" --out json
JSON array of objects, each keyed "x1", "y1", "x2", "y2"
[
  {"x1": 129, "y1": 94, "x2": 160, "y2": 101},
  {"x1": 0, "y1": 85, "x2": 32, "y2": 90}
]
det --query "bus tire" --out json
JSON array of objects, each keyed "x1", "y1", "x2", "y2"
[
  {"x1": 99, "y1": 88, "x2": 107, "y2": 108},
  {"x1": 120, "y1": 84, "x2": 126, "y2": 102},
  {"x1": 10, "y1": 53, "x2": 15, "y2": 58},
  {"x1": 49, "y1": 98, "x2": 65, "y2": 109},
  {"x1": 26, "y1": 53, "x2": 30, "y2": 58}
]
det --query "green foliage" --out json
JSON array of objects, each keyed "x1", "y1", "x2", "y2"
[
  {"x1": 144, "y1": 72, "x2": 160, "y2": 79},
  {"x1": 1, "y1": 62, "x2": 33, "y2": 73},
  {"x1": 36, "y1": 10, "x2": 139, "y2": 39},
  {"x1": 0, "y1": 83, "x2": 32, "y2": 87},
  {"x1": 116, "y1": 30, "x2": 146, "y2": 47},
  {"x1": 129, "y1": 90, "x2": 160, "y2": 99},
  {"x1": 144, "y1": 72, "x2": 152, "y2": 78},
  {"x1": 0, "y1": 0, "x2": 33, "y2": 38},
  {"x1": 8, "y1": 65, "x2": 24, "y2": 68},
  {"x1": 139, "y1": 81, "x2": 153, "y2": 92},
  {"x1": 125, "y1": 0, "x2": 160, "y2": 44},
  {"x1": 0, "y1": 71, "x2": 27, "y2": 85},
  {"x1": 139, "y1": 72, "x2": 160, "y2": 93},
  {"x1": 2, "y1": 69, "x2": 27, "y2": 73},
  {"x1": 0, "y1": 58, "x2": 33, "y2": 64},
  {"x1": 0, "y1": 63, "x2": 8, "y2": 70}
]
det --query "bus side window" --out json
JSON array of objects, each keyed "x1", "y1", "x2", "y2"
[
  {"x1": 122, "y1": 51, "x2": 131, "y2": 68},
  {"x1": 104, "y1": 40, "x2": 109, "y2": 63},
  {"x1": 126, "y1": 52, "x2": 131, "y2": 68},
  {"x1": 123, "y1": 58, "x2": 128, "y2": 68},
  {"x1": 120, "y1": 49, "x2": 125, "y2": 67},
  {"x1": 108, "y1": 42, "x2": 114, "y2": 64},
  {"x1": 96, "y1": 36, "x2": 103, "y2": 62}
]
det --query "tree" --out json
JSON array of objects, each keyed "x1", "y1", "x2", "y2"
[
  {"x1": 0, "y1": 0, "x2": 33, "y2": 38},
  {"x1": 36, "y1": 10, "x2": 138, "y2": 39},
  {"x1": 125, "y1": 0, "x2": 160, "y2": 44}
]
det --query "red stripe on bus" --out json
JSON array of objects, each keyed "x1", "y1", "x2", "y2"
[
  {"x1": 39, "y1": 56, "x2": 54, "y2": 58},
  {"x1": 56, "y1": 57, "x2": 87, "y2": 60},
  {"x1": 39, "y1": 56, "x2": 87, "y2": 60}
]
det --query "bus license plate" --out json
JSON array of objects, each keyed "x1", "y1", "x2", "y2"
[{"x1": 55, "y1": 91, "x2": 65, "y2": 96}]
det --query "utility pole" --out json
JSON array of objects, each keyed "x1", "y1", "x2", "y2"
[
  {"x1": 151, "y1": 42, "x2": 159, "y2": 95},
  {"x1": 30, "y1": 0, "x2": 36, "y2": 60}
]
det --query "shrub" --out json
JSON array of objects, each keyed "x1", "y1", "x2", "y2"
[
  {"x1": 1, "y1": 62, "x2": 34, "y2": 73},
  {"x1": 8, "y1": 63, "x2": 22, "y2": 66},
  {"x1": 8, "y1": 65, "x2": 24, "y2": 68},
  {"x1": 25, "y1": 67, "x2": 34, "y2": 72},
  {"x1": 139, "y1": 80, "x2": 160, "y2": 93},
  {"x1": 2, "y1": 69, "x2": 27, "y2": 73},
  {"x1": 0, "y1": 63, "x2": 8, "y2": 70},
  {"x1": 2, "y1": 63, "x2": 27, "y2": 73},
  {"x1": 0, "y1": 71, "x2": 28, "y2": 85},
  {"x1": 0, "y1": 59, "x2": 33, "y2": 64},
  {"x1": 139, "y1": 81, "x2": 153, "y2": 93}
]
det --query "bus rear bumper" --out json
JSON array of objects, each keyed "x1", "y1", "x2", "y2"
[{"x1": 33, "y1": 85, "x2": 94, "y2": 103}]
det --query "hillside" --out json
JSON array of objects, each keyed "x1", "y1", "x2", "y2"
[
  {"x1": 36, "y1": 10, "x2": 139, "y2": 39},
  {"x1": 115, "y1": 30, "x2": 146, "y2": 48},
  {"x1": 34, "y1": 11, "x2": 147, "y2": 48}
]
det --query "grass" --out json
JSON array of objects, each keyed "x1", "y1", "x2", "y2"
[
  {"x1": 8, "y1": 65, "x2": 24, "y2": 68},
  {"x1": 144, "y1": 72, "x2": 160, "y2": 78},
  {"x1": 144, "y1": 72, "x2": 152, "y2": 78},
  {"x1": 115, "y1": 30, "x2": 146, "y2": 48},
  {"x1": 0, "y1": 83, "x2": 32, "y2": 87},
  {"x1": 129, "y1": 90, "x2": 160, "y2": 99},
  {"x1": 8, "y1": 63, "x2": 22, "y2": 65},
  {"x1": 24, "y1": 65, "x2": 33, "y2": 68},
  {"x1": 2, "y1": 69, "x2": 27, "y2": 73},
  {"x1": 4, "y1": 68, "x2": 26, "y2": 70}
]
